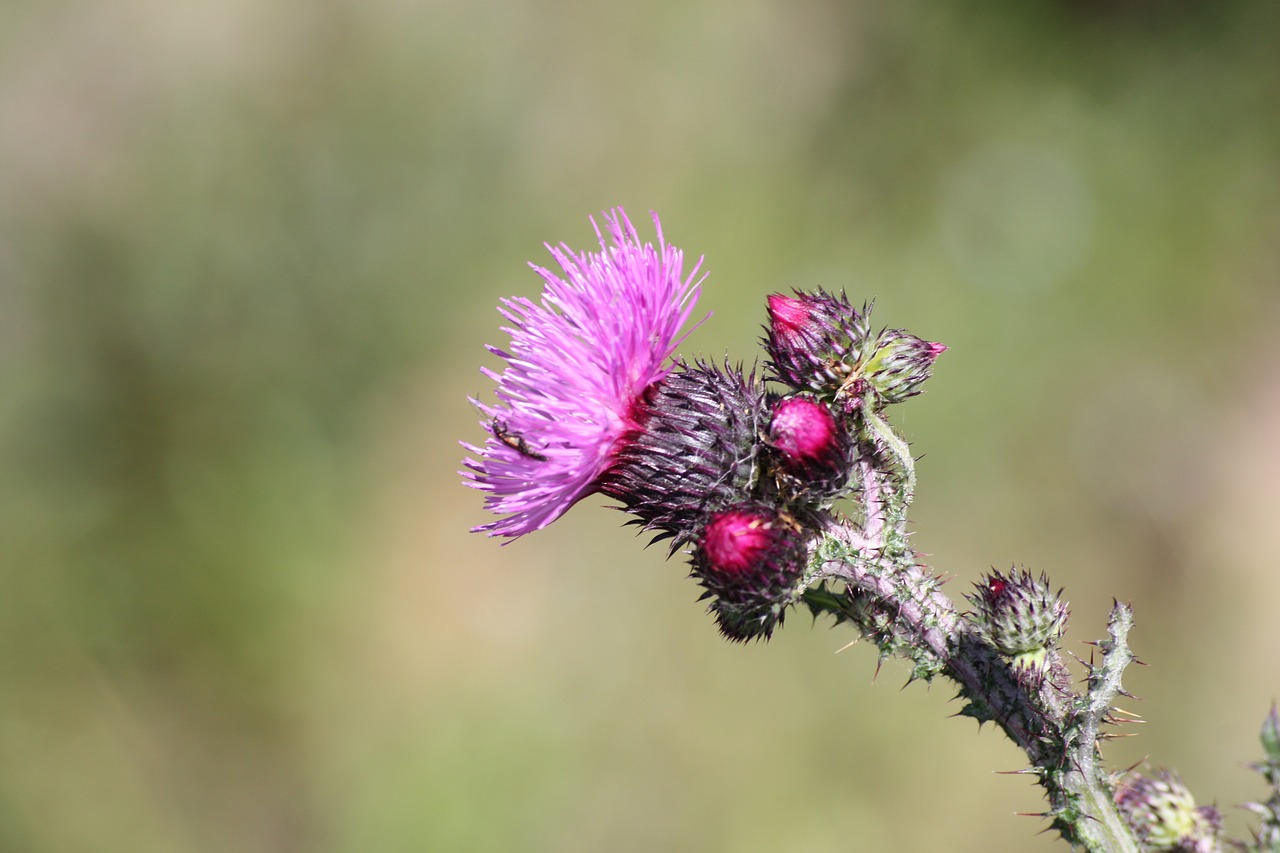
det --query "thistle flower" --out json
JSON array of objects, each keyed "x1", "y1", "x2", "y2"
[
  {"x1": 462, "y1": 209, "x2": 704, "y2": 538},
  {"x1": 692, "y1": 504, "x2": 809, "y2": 641},
  {"x1": 601, "y1": 361, "x2": 767, "y2": 549}
]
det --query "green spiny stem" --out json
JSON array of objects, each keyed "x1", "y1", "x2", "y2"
[
  {"x1": 1052, "y1": 605, "x2": 1154, "y2": 852},
  {"x1": 861, "y1": 409, "x2": 916, "y2": 500},
  {"x1": 805, "y1": 463, "x2": 1141, "y2": 852},
  {"x1": 1070, "y1": 604, "x2": 1137, "y2": 833},
  {"x1": 1247, "y1": 704, "x2": 1280, "y2": 851}
]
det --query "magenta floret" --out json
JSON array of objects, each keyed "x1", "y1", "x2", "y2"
[{"x1": 462, "y1": 209, "x2": 704, "y2": 538}]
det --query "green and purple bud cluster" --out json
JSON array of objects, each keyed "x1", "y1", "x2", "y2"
[
  {"x1": 599, "y1": 289, "x2": 941, "y2": 640},
  {"x1": 1114, "y1": 769, "x2": 1223, "y2": 852},
  {"x1": 967, "y1": 567, "x2": 1069, "y2": 673},
  {"x1": 764, "y1": 291, "x2": 945, "y2": 412}
]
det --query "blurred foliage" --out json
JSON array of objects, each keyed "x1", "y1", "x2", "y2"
[{"x1": 1, "y1": 0, "x2": 1278, "y2": 850}]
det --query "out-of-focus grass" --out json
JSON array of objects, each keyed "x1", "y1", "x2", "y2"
[{"x1": 1, "y1": 1, "x2": 1278, "y2": 850}]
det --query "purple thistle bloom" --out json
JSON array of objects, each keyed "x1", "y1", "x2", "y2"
[{"x1": 461, "y1": 209, "x2": 705, "y2": 538}]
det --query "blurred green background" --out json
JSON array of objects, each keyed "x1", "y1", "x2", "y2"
[{"x1": 2, "y1": 0, "x2": 1278, "y2": 850}]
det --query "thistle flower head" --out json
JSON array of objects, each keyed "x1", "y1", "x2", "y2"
[
  {"x1": 692, "y1": 504, "x2": 809, "y2": 642},
  {"x1": 1115, "y1": 768, "x2": 1223, "y2": 852},
  {"x1": 967, "y1": 567, "x2": 1068, "y2": 671},
  {"x1": 601, "y1": 361, "x2": 767, "y2": 550},
  {"x1": 462, "y1": 209, "x2": 704, "y2": 538}
]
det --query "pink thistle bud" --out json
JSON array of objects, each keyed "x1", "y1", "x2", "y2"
[
  {"x1": 764, "y1": 289, "x2": 872, "y2": 399},
  {"x1": 766, "y1": 293, "x2": 814, "y2": 339},
  {"x1": 691, "y1": 504, "x2": 809, "y2": 642},
  {"x1": 702, "y1": 509, "x2": 777, "y2": 574},
  {"x1": 769, "y1": 397, "x2": 837, "y2": 464},
  {"x1": 765, "y1": 396, "x2": 854, "y2": 503}
]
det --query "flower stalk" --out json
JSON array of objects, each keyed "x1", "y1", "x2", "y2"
[
  {"x1": 802, "y1": 462, "x2": 1141, "y2": 851},
  {"x1": 464, "y1": 210, "x2": 1273, "y2": 852}
]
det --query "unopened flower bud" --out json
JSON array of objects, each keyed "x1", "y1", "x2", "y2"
[
  {"x1": 769, "y1": 397, "x2": 836, "y2": 463},
  {"x1": 861, "y1": 329, "x2": 947, "y2": 406},
  {"x1": 764, "y1": 290, "x2": 872, "y2": 400},
  {"x1": 692, "y1": 504, "x2": 808, "y2": 642},
  {"x1": 602, "y1": 362, "x2": 767, "y2": 550},
  {"x1": 1115, "y1": 769, "x2": 1223, "y2": 852},
  {"x1": 764, "y1": 290, "x2": 943, "y2": 411},
  {"x1": 967, "y1": 568, "x2": 1068, "y2": 671},
  {"x1": 766, "y1": 396, "x2": 852, "y2": 501},
  {"x1": 766, "y1": 292, "x2": 815, "y2": 339}
]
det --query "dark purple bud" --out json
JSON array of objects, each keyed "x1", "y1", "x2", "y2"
[
  {"x1": 764, "y1": 290, "x2": 872, "y2": 399},
  {"x1": 601, "y1": 361, "x2": 767, "y2": 551}
]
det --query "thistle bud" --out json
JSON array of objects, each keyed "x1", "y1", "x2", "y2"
[
  {"x1": 1115, "y1": 769, "x2": 1223, "y2": 852},
  {"x1": 766, "y1": 396, "x2": 852, "y2": 501},
  {"x1": 967, "y1": 568, "x2": 1068, "y2": 671},
  {"x1": 692, "y1": 504, "x2": 808, "y2": 642},
  {"x1": 601, "y1": 361, "x2": 767, "y2": 550},
  {"x1": 764, "y1": 290, "x2": 943, "y2": 411},
  {"x1": 764, "y1": 290, "x2": 872, "y2": 400},
  {"x1": 861, "y1": 329, "x2": 947, "y2": 406}
]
